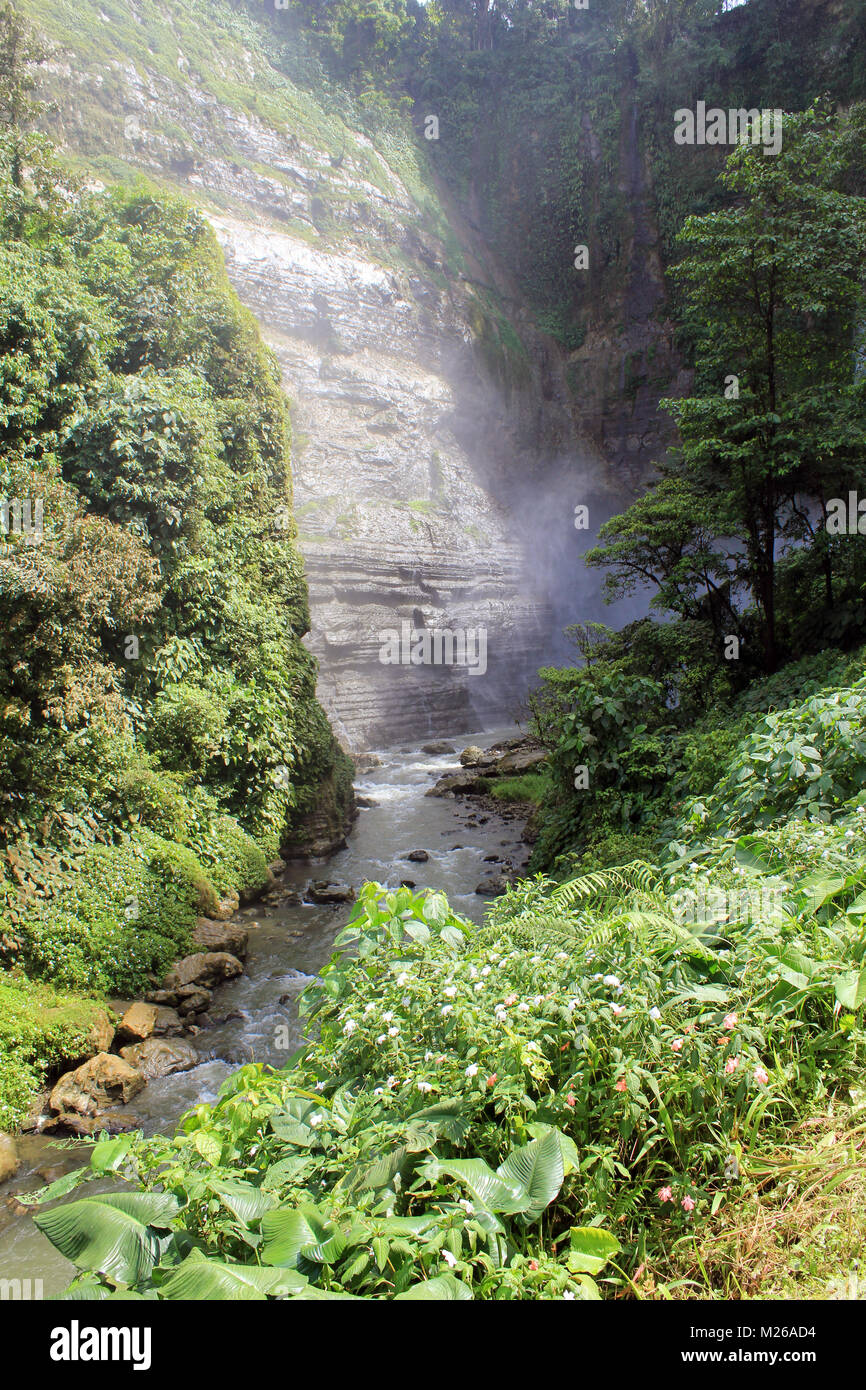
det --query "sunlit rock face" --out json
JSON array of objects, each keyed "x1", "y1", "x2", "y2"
[
  {"x1": 208, "y1": 212, "x2": 557, "y2": 749},
  {"x1": 35, "y1": 10, "x2": 621, "y2": 748}
]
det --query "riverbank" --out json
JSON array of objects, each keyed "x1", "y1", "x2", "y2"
[{"x1": 0, "y1": 730, "x2": 537, "y2": 1294}]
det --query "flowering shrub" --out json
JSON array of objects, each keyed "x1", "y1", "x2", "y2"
[{"x1": 30, "y1": 860, "x2": 865, "y2": 1299}]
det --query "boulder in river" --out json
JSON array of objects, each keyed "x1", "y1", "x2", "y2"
[
  {"x1": 405, "y1": 849, "x2": 429, "y2": 862},
  {"x1": 0, "y1": 1133, "x2": 20, "y2": 1184},
  {"x1": 475, "y1": 877, "x2": 507, "y2": 897},
  {"x1": 422, "y1": 741, "x2": 456, "y2": 755},
  {"x1": 353, "y1": 753, "x2": 382, "y2": 773},
  {"x1": 192, "y1": 917, "x2": 249, "y2": 959},
  {"x1": 152, "y1": 1006, "x2": 184, "y2": 1037},
  {"x1": 117, "y1": 1002, "x2": 158, "y2": 1043},
  {"x1": 176, "y1": 986, "x2": 213, "y2": 1017},
  {"x1": 164, "y1": 951, "x2": 244, "y2": 992},
  {"x1": 49, "y1": 1054, "x2": 145, "y2": 1116},
  {"x1": 45, "y1": 1113, "x2": 140, "y2": 1138},
  {"x1": 119, "y1": 1037, "x2": 199, "y2": 1080},
  {"x1": 306, "y1": 881, "x2": 355, "y2": 905},
  {"x1": 459, "y1": 744, "x2": 484, "y2": 767}
]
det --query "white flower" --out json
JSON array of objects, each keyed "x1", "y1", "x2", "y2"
[
  {"x1": 315, "y1": 1081, "x2": 325, "y2": 1091},
  {"x1": 442, "y1": 1250, "x2": 458, "y2": 1268},
  {"x1": 481, "y1": 966, "x2": 492, "y2": 977},
  {"x1": 649, "y1": 1007, "x2": 661, "y2": 1021},
  {"x1": 343, "y1": 1019, "x2": 357, "y2": 1035},
  {"x1": 376, "y1": 1034, "x2": 386, "y2": 1044},
  {"x1": 382, "y1": 1012, "x2": 394, "y2": 1023},
  {"x1": 555, "y1": 952, "x2": 568, "y2": 962},
  {"x1": 425, "y1": 1050, "x2": 434, "y2": 1061},
  {"x1": 441, "y1": 1005, "x2": 453, "y2": 1016},
  {"x1": 387, "y1": 1075, "x2": 397, "y2": 1088},
  {"x1": 417, "y1": 1080, "x2": 433, "y2": 1093},
  {"x1": 465, "y1": 1063, "x2": 478, "y2": 1077},
  {"x1": 443, "y1": 985, "x2": 457, "y2": 998},
  {"x1": 373, "y1": 1087, "x2": 383, "y2": 1096},
  {"x1": 364, "y1": 1003, "x2": 376, "y2": 1015},
  {"x1": 309, "y1": 1114, "x2": 322, "y2": 1127},
  {"x1": 562, "y1": 1290, "x2": 575, "y2": 1300},
  {"x1": 458, "y1": 1199, "x2": 474, "y2": 1214},
  {"x1": 518, "y1": 1002, "x2": 530, "y2": 1013},
  {"x1": 603, "y1": 975, "x2": 621, "y2": 989},
  {"x1": 388, "y1": 1026, "x2": 399, "y2": 1037},
  {"x1": 474, "y1": 983, "x2": 483, "y2": 992},
  {"x1": 396, "y1": 973, "x2": 409, "y2": 986}
]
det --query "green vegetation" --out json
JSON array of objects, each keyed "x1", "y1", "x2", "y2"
[
  {"x1": 0, "y1": 973, "x2": 111, "y2": 1128},
  {"x1": 0, "y1": 6, "x2": 351, "y2": 1118}
]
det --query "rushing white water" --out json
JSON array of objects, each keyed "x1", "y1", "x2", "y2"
[{"x1": 0, "y1": 731, "x2": 530, "y2": 1295}]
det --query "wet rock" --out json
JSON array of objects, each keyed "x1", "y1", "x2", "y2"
[
  {"x1": 426, "y1": 772, "x2": 485, "y2": 797},
  {"x1": 475, "y1": 877, "x2": 506, "y2": 897},
  {"x1": 0, "y1": 1133, "x2": 20, "y2": 1184},
  {"x1": 405, "y1": 849, "x2": 429, "y2": 862},
  {"x1": 400, "y1": 879, "x2": 416, "y2": 889},
  {"x1": 268, "y1": 858, "x2": 287, "y2": 876},
  {"x1": 305, "y1": 881, "x2": 355, "y2": 905},
  {"x1": 192, "y1": 917, "x2": 249, "y2": 959},
  {"x1": 422, "y1": 741, "x2": 456, "y2": 755},
  {"x1": 144, "y1": 988, "x2": 179, "y2": 1007},
  {"x1": 483, "y1": 854, "x2": 501, "y2": 863},
  {"x1": 119, "y1": 1037, "x2": 199, "y2": 1080},
  {"x1": 46, "y1": 1113, "x2": 139, "y2": 1138},
  {"x1": 355, "y1": 795, "x2": 378, "y2": 808},
  {"x1": 49, "y1": 1054, "x2": 145, "y2": 1116},
  {"x1": 164, "y1": 951, "x2": 244, "y2": 992},
  {"x1": 459, "y1": 745, "x2": 484, "y2": 767},
  {"x1": 176, "y1": 986, "x2": 213, "y2": 1017},
  {"x1": 152, "y1": 1006, "x2": 184, "y2": 1037},
  {"x1": 353, "y1": 752, "x2": 382, "y2": 773},
  {"x1": 117, "y1": 1002, "x2": 158, "y2": 1044}
]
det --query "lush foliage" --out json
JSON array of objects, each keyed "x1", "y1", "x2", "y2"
[
  {"x1": 0, "y1": 100, "x2": 350, "y2": 997},
  {"x1": 0, "y1": 972, "x2": 110, "y2": 1128}
]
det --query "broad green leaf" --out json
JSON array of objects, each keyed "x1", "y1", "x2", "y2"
[
  {"x1": 34, "y1": 1193, "x2": 179, "y2": 1284},
  {"x1": 566, "y1": 1226, "x2": 621, "y2": 1275},
  {"x1": 394, "y1": 1275, "x2": 473, "y2": 1300},
  {"x1": 497, "y1": 1129, "x2": 564, "y2": 1222},
  {"x1": 159, "y1": 1254, "x2": 306, "y2": 1300},
  {"x1": 208, "y1": 1180, "x2": 274, "y2": 1225}
]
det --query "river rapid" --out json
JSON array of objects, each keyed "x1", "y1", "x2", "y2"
[{"x1": 0, "y1": 729, "x2": 530, "y2": 1295}]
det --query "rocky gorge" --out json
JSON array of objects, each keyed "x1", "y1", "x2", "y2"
[{"x1": 24, "y1": 0, "x2": 671, "y2": 749}]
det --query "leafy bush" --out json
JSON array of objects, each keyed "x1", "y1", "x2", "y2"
[
  {"x1": 0, "y1": 974, "x2": 112, "y2": 1129},
  {"x1": 16, "y1": 832, "x2": 218, "y2": 994},
  {"x1": 31, "y1": 854, "x2": 866, "y2": 1298}
]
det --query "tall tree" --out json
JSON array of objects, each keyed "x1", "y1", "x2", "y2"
[{"x1": 589, "y1": 104, "x2": 866, "y2": 672}]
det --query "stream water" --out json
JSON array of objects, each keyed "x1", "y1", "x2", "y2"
[{"x1": 0, "y1": 729, "x2": 528, "y2": 1295}]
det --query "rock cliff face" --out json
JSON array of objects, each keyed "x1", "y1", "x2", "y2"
[{"x1": 31, "y1": 0, "x2": 648, "y2": 748}]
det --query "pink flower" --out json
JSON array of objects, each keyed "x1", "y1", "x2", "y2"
[
  {"x1": 658, "y1": 1186, "x2": 673, "y2": 1203},
  {"x1": 681, "y1": 1195, "x2": 695, "y2": 1213},
  {"x1": 610, "y1": 1003, "x2": 625, "y2": 1017},
  {"x1": 753, "y1": 1065, "x2": 769, "y2": 1085},
  {"x1": 565, "y1": 1093, "x2": 576, "y2": 1107},
  {"x1": 671, "y1": 1038, "x2": 683, "y2": 1053},
  {"x1": 528, "y1": 1259, "x2": 539, "y2": 1271},
  {"x1": 722, "y1": 1012, "x2": 738, "y2": 1031},
  {"x1": 487, "y1": 1073, "x2": 497, "y2": 1087},
  {"x1": 504, "y1": 994, "x2": 517, "y2": 1007},
  {"x1": 724, "y1": 1056, "x2": 738, "y2": 1075},
  {"x1": 614, "y1": 1078, "x2": 627, "y2": 1092}
]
